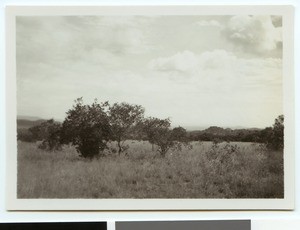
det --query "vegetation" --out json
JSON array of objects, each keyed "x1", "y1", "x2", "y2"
[
  {"x1": 17, "y1": 141, "x2": 283, "y2": 198},
  {"x1": 188, "y1": 115, "x2": 284, "y2": 150},
  {"x1": 268, "y1": 115, "x2": 284, "y2": 150},
  {"x1": 60, "y1": 98, "x2": 111, "y2": 158},
  {"x1": 16, "y1": 98, "x2": 285, "y2": 198},
  {"x1": 109, "y1": 102, "x2": 145, "y2": 155},
  {"x1": 18, "y1": 99, "x2": 284, "y2": 155},
  {"x1": 143, "y1": 117, "x2": 190, "y2": 157}
]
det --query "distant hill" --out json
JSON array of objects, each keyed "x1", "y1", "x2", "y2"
[
  {"x1": 181, "y1": 126, "x2": 209, "y2": 131},
  {"x1": 188, "y1": 126, "x2": 263, "y2": 142},
  {"x1": 17, "y1": 115, "x2": 45, "y2": 121},
  {"x1": 17, "y1": 115, "x2": 63, "y2": 129},
  {"x1": 17, "y1": 119, "x2": 47, "y2": 129}
]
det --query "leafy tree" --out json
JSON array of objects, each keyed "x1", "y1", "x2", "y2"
[
  {"x1": 268, "y1": 115, "x2": 284, "y2": 150},
  {"x1": 142, "y1": 117, "x2": 170, "y2": 151},
  {"x1": 17, "y1": 128, "x2": 35, "y2": 142},
  {"x1": 171, "y1": 126, "x2": 188, "y2": 142},
  {"x1": 29, "y1": 122, "x2": 48, "y2": 141},
  {"x1": 143, "y1": 117, "x2": 190, "y2": 157},
  {"x1": 29, "y1": 119, "x2": 62, "y2": 151},
  {"x1": 259, "y1": 127, "x2": 273, "y2": 143},
  {"x1": 61, "y1": 98, "x2": 110, "y2": 158},
  {"x1": 109, "y1": 102, "x2": 145, "y2": 154}
]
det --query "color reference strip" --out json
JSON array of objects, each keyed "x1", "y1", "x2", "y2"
[
  {"x1": 116, "y1": 220, "x2": 251, "y2": 230},
  {"x1": 0, "y1": 222, "x2": 107, "y2": 230}
]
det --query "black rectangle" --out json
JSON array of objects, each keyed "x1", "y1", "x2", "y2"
[
  {"x1": 116, "y1": 220, "x2": 251, "y2": 230},
  {"x1": 0, "y1": 222, "x2": 107, "y2": 230}
]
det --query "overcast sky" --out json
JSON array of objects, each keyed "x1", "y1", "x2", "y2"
[{"x1": 16, "y1": 15, "x2": 283, "y2": 128}]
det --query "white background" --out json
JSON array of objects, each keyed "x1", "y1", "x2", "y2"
[{"x1": 0, "y1": 0, "x2": 299, "y2": 229}]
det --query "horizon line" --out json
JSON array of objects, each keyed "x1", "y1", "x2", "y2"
[{"x1": 17, "y1": 114, "x2": 271, "y2": 131}]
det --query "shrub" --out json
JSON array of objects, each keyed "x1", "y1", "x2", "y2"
[
  {"x1": 265, "y1": 115, "x2": 284, "y2": 150},
  {"x1": 143, "y1": 118, "x2": 191, "y2": 157},
  {"x1": 27, "y1": 119, "x2": 62, "y2": 151},
  {"x1": 109, "y1": 102, "x2": 145, "y2": 155},
  {"x1": 17, "y1": 128, "x2": 36, "y2": 142},
  {"x1": 61, "y1": 98, "x2": 111, "y2": 158}
]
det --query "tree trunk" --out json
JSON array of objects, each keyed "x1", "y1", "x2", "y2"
[{"x1": 117, "y1": 140, "x2": 122, "y2": 155}]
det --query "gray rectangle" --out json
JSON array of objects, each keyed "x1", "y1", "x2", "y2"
[{"x1": 116, "y1": 220, "x2": 251, "y2": 230}]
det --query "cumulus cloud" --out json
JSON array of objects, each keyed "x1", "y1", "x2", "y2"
[
  {"x1": 149, "y1": 49, "x2": 238, "y2": 74},
  {"x1": 17, "y1": 16, "x2": 283, "y2": 127},
  {"x1": 271, "y1": 15, "x2": 282, "y2": 27},
  {"x1": 148, "y1": 50, "x2": 199, "y2": 74},
  {"x1": 147, "y1": 49, "x2": 282, "y2": 127},
  {"x1": 223, "y1": 15, "x2": 282, "y2": 54},
  {"x1": 149, "y1": 49, "x2": 282, "y2": 88}
]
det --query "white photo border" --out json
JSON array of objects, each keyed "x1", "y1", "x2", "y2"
[{"x1": 6, "y1": 5, "x2": 295, "y2": 210}]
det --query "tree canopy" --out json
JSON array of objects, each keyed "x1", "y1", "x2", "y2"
[
  {"x1": 60, "y1": 98, "x2": 111, "y2": 158},
  {"x1": 109, "y1": 102, "x2": 145, "y2": 154}
]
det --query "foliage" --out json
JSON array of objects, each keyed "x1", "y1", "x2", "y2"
[
  {"x1": 18, "y1": 141, "x2": 283, "y2": 198},
  {"x1": 171, "y1": 126, "x2": 188, "y2": 142},
  {"x1": 267, "y1": 115, "x2": 284, "y2": 150},
  {"x1": 61, "y1": 98, "x2": 111, "y2": 158},
  {"x1": 109, "y1": 102, "x2": 145, "y2": 154},
  {"x1": 187, "y1": 115, "x2": 284, "y2": 147},
  {"x1": 17, "y1": 128, "x2": 36, "y2": 142},
  {"x1": 28, "y1": 119, "x2": 62, "y2": 151},
  {"x1": 143, "y1": 117, "x2": 190, "y2": 156}
]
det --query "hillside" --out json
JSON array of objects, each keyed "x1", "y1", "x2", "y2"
[
  {"x1": 17, "y1": 119, "x2": 46, "y2": 129},
  {"x1": 188, "y1": 126, "x2": 263, "y2": 142}
]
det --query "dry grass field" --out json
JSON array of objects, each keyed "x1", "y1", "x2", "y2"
[{"x1": 17, "y1": 140, "x2": 284, "y2": 198}]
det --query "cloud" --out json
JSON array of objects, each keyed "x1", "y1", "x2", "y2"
[
  {"x1": 271, "y1": 15, "x2": 282, "y2": 27},
  {"x1": 222, "y1": 15, "x2": 282, "y2": 54},
  {"x1": 147, "y1": 49, "x2": 282, "y2": 127},
  {"x1": 149, "y1": 49, "x2": 238, "y2": 75},
  {"x1": 148, "y1": 50, "x2": 199, "y2": 74},
  {"x1": 196, "y1": 20, "x2": 222, "y2": 28},
  {"x1": 149, "y1": 49, "x2": 282, "y2": 89},
  {"x1": 16, "y1": 16, "x2": 283, "y2": 128},
  {"x1": 16, "y1": 16, "x2": 152, "y2": 70}
]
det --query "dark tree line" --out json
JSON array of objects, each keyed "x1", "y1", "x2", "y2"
[
  {"x1": 188, "y1": 115, "x2": 284, "y2": 150},
  {"x1": 17, "y1": 98, "x2": 284, "y2": 158},
  {"x1": 18, "y1": 98, "x2": 189, "y2": 158}
]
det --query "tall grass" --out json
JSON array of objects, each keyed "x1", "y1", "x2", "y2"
[{"x1": 17, "y1": 140, "x2": 283, "y2": 198}]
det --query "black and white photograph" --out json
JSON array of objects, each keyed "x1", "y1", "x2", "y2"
[{"x1": 6, "y1": 6, "x2": 294, "y2": 210}]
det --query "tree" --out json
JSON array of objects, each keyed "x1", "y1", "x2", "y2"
[
  {"x1": 17, "y1": 128, "x2": 35, "y2": 142},
  {"x1": 109, "y1": 102, "x2": 145, "y2": 154},
  {"x1": 142, "y1": 117, "x2": 170, "y2": 152},
  {"x1": 259, "y1": 127, "x2": 273, "y2": 143},
  {"x1": 143, "y1": 117, "x2": 189, "y2": 157},
  {"x1": 61, "y1": 98, "x2": 111, "y2": 158},
  {"x1": 171, "y1": 126, "x2": 188, "y2": 142},
  {"x1": 29, "y1": 119, "x2": 62, "y2": 151},
  {"x1": 268, "y1": 115, "x2": 284, "y2": 150}
]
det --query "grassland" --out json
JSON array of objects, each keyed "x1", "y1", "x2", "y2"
[{"x1": 17, "y1": 140, "x2": 284, "y2": 198}]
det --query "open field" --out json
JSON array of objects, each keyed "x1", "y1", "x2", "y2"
[{"x1": 17, "y1": 140, "x2": 284, "y2": 198}]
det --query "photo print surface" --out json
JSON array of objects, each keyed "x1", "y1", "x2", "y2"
[{"x1": 6, "y1": 5, "x2": 294, "y2": 210}]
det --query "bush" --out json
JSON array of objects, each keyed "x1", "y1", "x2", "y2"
[
  {"x1": 265, "y1": 115, "x2": 284, "y2": 150},
  {"x1": 17, "y1": 128, "x2": 36, "y2": 142},
  {"x1": 61, "y1": 98, "x2": 111, "y2": 158},
  {"x1": 29, "y1": 119, "x2": 62, "y2": 151},
  {"x1": 143, "y1": 118, "x2": 191, "y2": 156}
]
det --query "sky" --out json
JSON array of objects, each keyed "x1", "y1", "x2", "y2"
[{"x1": 16, "y1": 15, "x2": 283, "y2": 129}]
